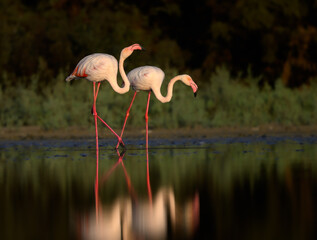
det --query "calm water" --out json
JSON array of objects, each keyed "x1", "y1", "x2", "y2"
[{"x1": 1, "y1": 136, "x2": 317, "y2": 240}]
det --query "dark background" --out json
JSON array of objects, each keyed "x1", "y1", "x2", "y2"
[{"x1": 1, "y1": 0, "x2": 317, "y2": 88}]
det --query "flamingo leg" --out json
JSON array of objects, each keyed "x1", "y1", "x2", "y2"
[
  {"x1": 94, "y1": 83, "x2": 100, "y2": 223},
  {"x1": 96, "y1": 116, "x2": 125, "y2": 148},
  {"x1": 145, "y1": 91, "x2": 152, "y2": 203},
  {"x1": 91, "y1": 82, "x2": 125, "y2": 148},
  {"x1": 93, "y1": 82, "x2": 99, "y2": 167},
  {"x1": 91, "y1": 82, "x2": 101, "y2": 114},
  {"x1": 145, "y1": 91, "x2": 151, "y2": 149},
  {"x1": 96, "y1": 82, "x2": 101, "y2": 97},
  {"x1": 116, "y1": 91, "x2": 137, "y2": 149}
]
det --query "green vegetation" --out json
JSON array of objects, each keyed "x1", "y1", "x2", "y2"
[
  {"x1": 0, "y1": 67, "x2": 316, "y2": 130},
  {"x1": 1, "y1": 0, "x2": 317, "y2": 88},
  {"x1": 1, "y1": 0, "x2": 317, "y2": 130}
]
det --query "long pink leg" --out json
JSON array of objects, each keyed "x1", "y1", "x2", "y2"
[
  {"x1": 94, "y1": 84, "x2": 100, "y2": 220},
  {"x1": 95, "y1": 82, "x2": 101, "y2": 98},
  {"x1": 93, "y1": 83, "x2": 100, "y2": 224},
  {"x1": 91, "y1": 82, "x2": 101, "y2": 114},
  {"x1": 116, "y1": 91, "x2": 137, "y2": 149},
  {"x1": 92, "y1": 82, "x2": 99, "y2": 167},
  {"x1": 145, "y1": 92, "x2": 152, "y2": 203},
  {"x1": 97, "y1": 116, "x2": 125, "y2": 148},
  {"x1": 145, "y1": 91, "x2": 151, "y2": 149},
  {"x1": 92, "y1": 82, "x2": 125, "y2": 148}
]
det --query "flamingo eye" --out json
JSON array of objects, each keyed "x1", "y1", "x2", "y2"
[{"x1": 186, "y1": 76, "x2": 192, "y2": 84}]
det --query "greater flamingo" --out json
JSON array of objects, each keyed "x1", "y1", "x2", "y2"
[
  {"x1": 66, "y1": 43, "x2": 144, "y2": 162},
  {"x1": 116, "y1": 66, "x2": 198, "y2": 149}
]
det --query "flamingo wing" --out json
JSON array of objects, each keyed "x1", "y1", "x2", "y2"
[
  {"x1": 69, "y1": 53, "x2": 118, "y2": 82},
  {"x1": 128, "y1": 66, "x2": 164, "y2": 91}
]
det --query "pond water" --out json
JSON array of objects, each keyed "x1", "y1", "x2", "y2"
[{"x1": 1, "y1": 136, "x2": 317, "y2": 240}]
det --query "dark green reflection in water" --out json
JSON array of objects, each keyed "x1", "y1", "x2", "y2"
[{"x1": 0, "y1": 137, "x2": 316, "y2": 240}]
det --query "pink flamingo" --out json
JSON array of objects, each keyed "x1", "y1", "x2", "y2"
[
  {"x1": 116, "y1": 66, "x2": 198, "y2": 149},
  {"x1": 66, "y1": 43, "x2": 144, "y2": 161}
]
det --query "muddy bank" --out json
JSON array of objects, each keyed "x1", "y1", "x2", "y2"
[{"x1": 1, "y1": 125, "x2": 317, "y2": 140}]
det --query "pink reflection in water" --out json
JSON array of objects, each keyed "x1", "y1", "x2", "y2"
[{"x1": 77, "y1": 149, "x2": 199, "y2": 240}]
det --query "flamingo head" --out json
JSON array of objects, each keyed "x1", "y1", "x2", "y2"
[
  {"x1": 121, "y1": 43, "x2": 144, "y2": 59},
  {"x1": 182, "y1": 75, "x2": 198, "y2": 97}
]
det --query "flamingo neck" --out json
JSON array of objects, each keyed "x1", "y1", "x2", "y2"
[
  {"x1": 153, "y1": 76, "x2": 182, "y2": 103},
  {"x1": 116, "y1": 56, "x2": 130, "y2": 94},
  {"x1": 108, "y1": 56, "x2": 130, "y2": 94}
]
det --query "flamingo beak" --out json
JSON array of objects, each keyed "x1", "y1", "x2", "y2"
[
  {"x1": 128, "y1": 43, "x2": 145, "y2": 51},
  {"x1": 131, "y1": 44, "x2": 145, "y2": 51},
  {"x1": 190, "y1": 81, "x2": 198, "y2": 97}
]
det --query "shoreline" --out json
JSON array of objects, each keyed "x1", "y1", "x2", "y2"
[{"x1": 1, "y1": 125, "x2": 317, "y2": 140}]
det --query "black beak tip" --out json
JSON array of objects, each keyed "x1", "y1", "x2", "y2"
[
  {"x1": 140, "y1": 46, "x2": 146, "y2": 51},
  {"x1": 194, "y1": 91, "x2": 197, "y2": 97}
]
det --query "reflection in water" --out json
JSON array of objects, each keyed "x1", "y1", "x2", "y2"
[
  {"x1": 146, "y1": 147, "x2": 152, "y2": 205},
  {"x1": 1, "y1": 137, "x2": 317, "y2": 239},
  {"x1": 79, "y1": 149, "x2": 200, "y2": 240}
]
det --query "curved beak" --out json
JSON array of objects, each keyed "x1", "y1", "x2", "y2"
[
  {"x1": 190, "y1": 81, "x2": 198, "y2": 97},
  {"x1": 131, "y1": 44, "x2": 145, "y2": 51}
]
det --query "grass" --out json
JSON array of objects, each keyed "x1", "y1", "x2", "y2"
[{"x1": 0, "y1": 67, "x2": 316, "y2": 130}]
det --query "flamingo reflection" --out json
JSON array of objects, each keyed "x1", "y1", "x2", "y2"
[
  {"x1": 79, "y1": 149, "x2": 200, "y2": 240},
  {"x1": 83, "y1": 150, "x2": 136, "y2": 239},
  {"x1": 132, "y1": 147, "x2": 199, "y2": 239},
  {"x1": 146, "y1": 145, "x2": 152, "y2": 204}
]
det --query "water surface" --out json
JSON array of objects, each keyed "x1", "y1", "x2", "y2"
[{"x1": 1, "y1": 136, "x2": 317, "y2": 239}]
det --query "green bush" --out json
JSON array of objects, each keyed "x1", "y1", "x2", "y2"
[{"x1": 0, "y1": 67, "x2": 316, "y2": 130}]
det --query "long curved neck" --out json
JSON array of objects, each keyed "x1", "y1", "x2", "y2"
[
  {"x1": 152, "y1": 75, "x2": 182, "y2": 103},
  {"x1": 109, "y1": 55, "x2": 131, "y2": 94}
]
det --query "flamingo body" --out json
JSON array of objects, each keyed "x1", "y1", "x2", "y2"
[
  {"x1": 127, "y1": 66, "x2": 198, "y2": 103},
  {"x1": 66, "y1": 54, "x2": 118, "y2": 83},
  {"x1": 128, "y1": 66, "x2": 164, "y2": 92},
  {"x1": 66, "y1": 43, "x2": 144, "y2": 158},
  {"x1": 116, "y1": 65, "x2": 198, "y2": 149}
]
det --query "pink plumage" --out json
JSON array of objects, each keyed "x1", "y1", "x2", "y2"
[
  {"x1": 116, "y1": 65, "x2": 198, "y2": 149},
  {"x1": 66, "y1": 54, "x2": 118, "y2": 82},
  {"x1": 66, "y1": 43, "x2": 144, "y2": 161}
]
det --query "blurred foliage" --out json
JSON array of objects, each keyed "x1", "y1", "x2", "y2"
[
  {"x1": 0, "y1": 67, "x2": 316, "y2": 129},
  {"x1": 0, "y1": 0, "x2": 317, "y2": 88},
  {"x1": 1, "y1": 0, "x2": 317, "y2": 130}
]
